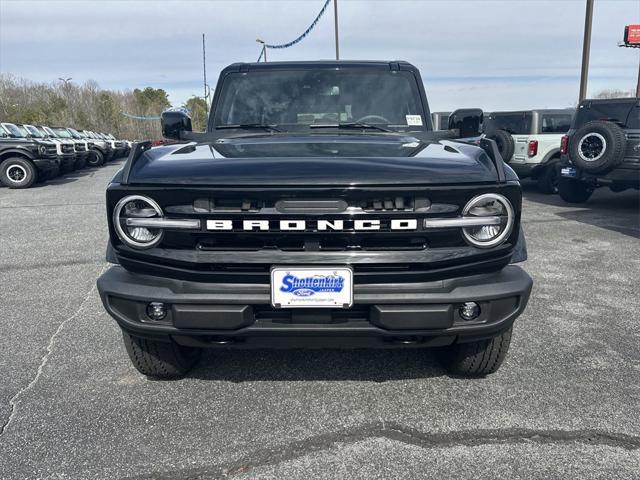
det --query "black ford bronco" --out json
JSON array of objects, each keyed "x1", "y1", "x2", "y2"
[
  {"x1": 97, "y1": 61, "x2": 533, "y2": 379},
  {"x1": 558, "y1": 98, "x2": 640, "y2": 203},
  {"x1": 0, "y1": 122, "x2": 60, "y2": 188}
]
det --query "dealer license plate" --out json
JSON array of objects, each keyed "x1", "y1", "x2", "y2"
[{"x1": 271, "y1": 267, "x2": 353, "y2": 308}]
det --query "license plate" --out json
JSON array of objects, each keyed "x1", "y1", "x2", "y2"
[
  {"x1": 560, "y1": 167, "x2": 577, "y2": 178},
  {"x1": 271, "y1": 267, "x2": 353, "y2": 308}
]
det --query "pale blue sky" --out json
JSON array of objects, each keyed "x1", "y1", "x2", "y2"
[{"x1": 0, "y1": 0, "x2": 637, "y2": 111}]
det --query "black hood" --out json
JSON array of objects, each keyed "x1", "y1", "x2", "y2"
[{"x1": 126, "y1": 134, "x2": 500, "y2": 186}]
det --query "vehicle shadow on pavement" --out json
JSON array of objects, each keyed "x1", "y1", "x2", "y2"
[
  {"x1": 522, "y1": 181, "x2": 640, "y2": 239},
  {"x1": 30, "y1": 158, "x2": 127, "y2": 188},
  {"x1": 189, "y1": 348, "x2": 449, "y2": 382},
  {"x1": 33, "y1": 167, "x2": 102, "y2": 187}
]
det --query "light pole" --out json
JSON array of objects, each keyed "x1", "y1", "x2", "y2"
[
  {"x1": 256, "y1": 38, "x2": 267, "y2": 62},
  {"x1": 578, "y1": 0, "x2": 594, "y2": 101},
  {"x1": 333, "y1": 0, "x2": 339, "y2": 60},
  {"x1": 202, "y1": 34, "x2": 208, "y2": 108}
]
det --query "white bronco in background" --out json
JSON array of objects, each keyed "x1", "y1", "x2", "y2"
[{"x1": 484, "y1": 109, "x2": 574, "y2": 193}]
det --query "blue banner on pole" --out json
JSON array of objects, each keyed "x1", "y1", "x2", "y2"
[{"x1": 257, "y1": 0, "x2": 331, "y2": 60}]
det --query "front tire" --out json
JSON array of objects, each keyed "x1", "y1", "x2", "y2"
[
  {"x1": 558, "y1": 178, "x2": 593, "y2": 203},
  {"x1": 0, "y1": 157, "x2": 37, "y2": 189},
  {"x1": 60, "y1": 161, "x2": 75, "y2": 174},
  {"x1": 87, "y1": 149, "x2": 105, "y2": 167},
  {"x1": 438, "y1": 327, "x2": 512, "y2": 377},
  {"x1": 122, "y1": 331, "x2": 201, "y2": 379}
]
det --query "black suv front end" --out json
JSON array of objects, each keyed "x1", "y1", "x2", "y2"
[
  {"x1": 98, "y1": 139, "x2": 532, "y2": 377},
  {"x1": 97, "y1": 60, "x2": 533, "y2": 379}
]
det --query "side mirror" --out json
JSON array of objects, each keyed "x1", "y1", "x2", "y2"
[
  {"x1": 161, "y1": 110, "x2": 192, "y2": 140},
  {"x1": 448, "y1": 108, "x2": 483, "y2": 138}
]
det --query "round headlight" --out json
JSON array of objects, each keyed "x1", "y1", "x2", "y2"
[
  {"x1": 113, "y1": 195, "x2": 163, "y2": 249},
  {"x1": 461, "y1": 193, "x2": 514, "y2": 248},
  {"x1": 38, "y1": 145, "x2": 47, "y2": 155}
]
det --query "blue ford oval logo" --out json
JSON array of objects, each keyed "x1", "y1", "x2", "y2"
[{"x1": 293, "y1": 288, "x2": 315, "y2": 297}]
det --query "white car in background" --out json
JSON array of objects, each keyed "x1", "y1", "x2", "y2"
[{"x1": 484, "y1": 109, "x2": 574, "y2": 193}]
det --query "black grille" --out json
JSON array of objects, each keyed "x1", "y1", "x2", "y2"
[
  {"x1": 62, "y1": 144, "x2": 74, "y2": 153},
  {"x1": 173, "y1": 196, "x2": 435, "y2": 214},
  {"x1": 74, "y1": 143, "x2": 86, "y2": 152},
  {"x1": 109, "y1": 185, "x2": 521, "y2": 285}
]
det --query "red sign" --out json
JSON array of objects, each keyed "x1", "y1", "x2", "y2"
[{"x1": 624, "y1": 24, "x2": 640, "y2": 45}]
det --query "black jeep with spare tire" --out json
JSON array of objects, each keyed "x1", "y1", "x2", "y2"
[
  {"x1": 558, "y1": 98, "x2": 640, "y2": 203},
  {"x1": 97, "y1": 60, "x2": 533, "y2": 379}
]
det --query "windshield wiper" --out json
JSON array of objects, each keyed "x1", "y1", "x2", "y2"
[
  {"x1": 216, "y1": 123, "x2": 281, "y2": 132},
  {"x1": 309, "y1": 122, "x2": 393, "y2": 133}
]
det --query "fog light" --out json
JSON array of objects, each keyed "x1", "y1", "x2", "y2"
[
  {"x1": 146, "y1": 302, "x2": 167, "y2": 321},
  {"x1": 459, "y1": 302, "x2": 480, "y2": 321}
]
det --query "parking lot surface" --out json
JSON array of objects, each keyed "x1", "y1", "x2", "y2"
[{"x1": 0, "y1": 161, "x2": 639, "y2": 479}]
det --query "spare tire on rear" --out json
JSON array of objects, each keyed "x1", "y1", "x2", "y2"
[
  {"x1": 488, "y1": 129, "x2": 515, "y2": 163},
  {"x1": 568, "y1": 121, "x2": 625, "y2": 173}
]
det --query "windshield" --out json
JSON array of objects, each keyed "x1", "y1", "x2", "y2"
[
  {"x1": 213, "y1": 69, "x2": 426, "y2": 132},
  {"x1": 2, "y1": 123, "x2": 28, "y2": 137},
  {"x1": 486, "y1": 113, "x2": 532, "y2": 134},
  {"x1": 25, "y1": 125, "x2": 45, "y2": 138},
  {"x1": 43, "y1": 126, "x2": 59, "y2": 137},
  {"x1": 52, "y1": 128, "x2": 72, "y2": 138}
]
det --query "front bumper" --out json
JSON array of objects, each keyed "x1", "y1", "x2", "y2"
[
  {"x1": 97, "y1": 265, "x2": 533, "y2": 348},
  {"x1": 32, "y1": 157, "x2": 60, "y2": 172},
  {"x1": 74, "y1": 151, "x2": 89, "y2": 167},
  {"x1": 58, "y1": 153, "x2": 76, "y2": 170}
]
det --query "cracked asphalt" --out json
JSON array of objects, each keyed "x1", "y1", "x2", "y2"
[{"x1": 0, "y1": 160, "x2": 639, "y2": 479}]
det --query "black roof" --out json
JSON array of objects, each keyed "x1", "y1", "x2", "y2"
[
  {"x1": 222, "y1": 60, "x2": 417, "y2": 73},
  {"x1": 580, "y1": 97, "x2": 639, "y2": 106}
]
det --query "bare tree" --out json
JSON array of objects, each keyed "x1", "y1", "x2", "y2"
[
  {"x1": 0, "y1": 74, "x2": 172, "y2": 140},
  {"x1": 592, "y1": 88, "x2": 635, "y2": 99}
]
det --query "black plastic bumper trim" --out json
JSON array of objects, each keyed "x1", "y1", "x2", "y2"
[{"x1": 97, "y1": 265, "x2": 532, "y2": 344}]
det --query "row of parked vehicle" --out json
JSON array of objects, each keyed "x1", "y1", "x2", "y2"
[
  {"x1": 0, "y1": 122, "x2": 132, "y2": 189},
  {"x1": 432, "y1": 97, "x2": 639, "y2": 203}
]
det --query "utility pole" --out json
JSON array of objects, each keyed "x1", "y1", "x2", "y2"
[
  {"x1": 333, "y1": 0, "x2": 340, "y2": 60},
  {"x1": 636, "y1": 58, "x2": 640, "y2": 97},
  {"x1": 202, "y1": 34, "x2": 208, "y2": 107},
  {"x1": 579, "y1": 0, "x2": 594, "y2": 101},
  {"x1": 256, "y1": 39, "x2": 267, "y2": 62}
]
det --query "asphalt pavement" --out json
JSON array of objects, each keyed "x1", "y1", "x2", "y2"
[{"x1": 0, "y1": 161, "x2": 639, "y2": 479}]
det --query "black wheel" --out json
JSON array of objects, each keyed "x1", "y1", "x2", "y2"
[
  {"x1": 488, "y1": 129, "x2": 515, "y2": 163},
  {"x1": 0, "y1": 157, "x2": 37, "y2": 189},
  {"x1": 60, "y1": 161, "x2": 75, "y2": 174},
  {"x1": 48, "y1": 165, "x2": 60, "y2": 179},
  {"x1": 568, "y1": 121, "x2": 625, "y2": 173},
  {"x1": 438, "y1": 327, "x2": 512, "y2": 377},
  {"x1": 536, "y1": 165, "x2": 559, "y2": 194},
  {"x1": 557, "y1": 178, "x2": 594, "y2": 203},
  {"x1": 75, "y1": 157, "x2": 87, "y2": 170},
  {"x1": 87, "y1": 149, "x2": 105, "y2": 167},
  {"x1": 122, "y1": 331, "x2": 201, "y2": 379}
]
